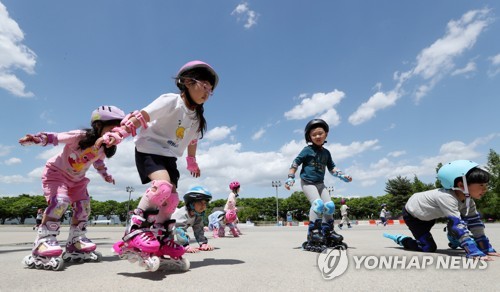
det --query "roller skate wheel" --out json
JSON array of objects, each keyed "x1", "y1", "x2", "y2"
[
  {"x1": 181, "y1": 257, "x2": 190, "y2": 271},
  {"x1": 93, "y1": 251, "x2": 103, "y2": 262},
  {"x1": 147, "y1": 256, "x2": 161, "y2": 272},
  {"x1": 62, "y1": 252, "x2": 72, "y2": 262},
  {"x1": 335, "y1": 242, "x2": 348, "y2": 250},
  {"x1": 53, "y1": 258, "x2": 64, "y2": 271},
  {"x1": 22, "y1": 255, "x2": 33, "y2": 268}
]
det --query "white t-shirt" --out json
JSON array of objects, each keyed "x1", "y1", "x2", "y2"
[
  {"x1": 134, "y1": 93, "x2": 200, "y2": 157},
  {"x1": 340, "y1": 205, "x2": 349, "y2": 216},
  {"x1": 405, "y1": 188, "x2": 484, "y2": 237},
  {"x1": 224, "y1": 192, "x2": 237, "y2": 211}
]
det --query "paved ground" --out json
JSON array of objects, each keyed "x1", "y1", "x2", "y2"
[{"x1": 0, "y1": 223, "x2": 499, "y2": 292}]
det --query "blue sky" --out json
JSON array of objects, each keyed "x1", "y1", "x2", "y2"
[{"x1": 1, "y1": 1, "x2": 499, "y2": 203}]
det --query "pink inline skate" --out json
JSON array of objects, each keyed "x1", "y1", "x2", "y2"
[
  {"x1": 22, "y1": 221, "x2": 64, "y2": 271},
  {"x1": 151, "y1": 219, "x2": 190, "y2": 272},
  {"x1": 112, "y1": 213, "x2": 161, "y2": 271},
  {"x1": 63, "y1": 222, "x2": 102, "y2": 263}
]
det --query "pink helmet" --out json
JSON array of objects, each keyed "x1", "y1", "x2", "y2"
[
  {"x1": 341, "y1": 199, "x2": 346, "y2": 205},
  {"x1": 225, "y1": 209, "x2": 237, "y2": 223},
  {"x1": 229, "y1": 181, "x2": 240, "y2": 191},
  {"x1": 91, "y1": 106, "x2": 125, "y2": 124},
  {"x1": 176, "y1": 60, "x2": 219, "y2": 90}
]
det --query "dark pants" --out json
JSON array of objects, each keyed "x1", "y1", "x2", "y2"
[{"x1": 401, "y1": 207, "x2": 437, "y2": 252}]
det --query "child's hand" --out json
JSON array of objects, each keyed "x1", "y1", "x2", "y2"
[
  {"x1": 184, "y1": 246, "x2": 200, "y2": 253},
  {"x1": 476, "y1": 255, "x2": 494, "y2": 261},
  {"x1": 94, "y1": 137, "x2": 106, "y2": 149},
  {"x1": 487, "y1": 251, "x2": 500, "y2": 257},
  {"x1": 19, "y1": 134, "x2": 42, "y2": 146},
  {"x1": 186, "y1": 156, "x2": 200, "y2": 178},
  {"x1": 104, "y1": 175, "x2": 115, "y2": 185},
  {"x1": 284, "y1": 177, "x2": 295, "y2": 190},
  {"x1": 199, "y1": 243, "x2": 214, "y2": 251}
]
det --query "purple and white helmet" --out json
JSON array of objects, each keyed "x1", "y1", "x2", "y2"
[
  {"x1": 176, "y1": 60, "x2": 219, "y2": 90},
  {"x1": 91, "y1": 105, "x2": 126, "y2": 124}
]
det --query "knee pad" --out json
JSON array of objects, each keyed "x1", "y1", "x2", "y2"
[
  {"x1": 45, "y1": 196, "x2": 70, "y2": 220},
  {"x1": 323, "y1": 201, "x2": 335, "y2": 215},
  {"x1": 159, "y1": 192, "x2": 179, "y2": 215},
  {"x1": 311, "y1": 199, "x2": 324, "y2": 216},
  {"x1": 146, "y1": 180, "x2": 173, "y2": 206},
  {"x1": 174, "y1": 227, "x2": 190, "y2": 246},
  {"x1": 447, "y1": 216, "x2": 469, "y2": 240},
  {"x1": 447, "y1": 233, "x2": 460, "y2": 249},
  {"x1": 72, "y1": 199, "x2": 91, "y2": 221},
  {"x1": 417, "y1": 233, "x2": 437, "y2": 252}
]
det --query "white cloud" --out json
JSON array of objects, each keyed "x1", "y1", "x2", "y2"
[
  {"x1": 252, "y1": 128, "x2": 265, "y2": 140},
  {"x1": 348, "y1": 90, "x2": 401, "y2": 126},
  {"x1": 79, "y1": 134, "x2": 380, "y2": 201},
  {"x1": 411, "y1": 8, "x2": 491, "y2": 102},
  {"x1": 387, "y1": 151, "x2": 406, "y2": 158},
  {"x1": 284, "y1": 90, "x2": 345, "y2": 122},
  {"x1": 491, "y1": 53, "x2": 500, "y2": 65},
  {"x1": 231, "y1": 2, "x2": 259, "y2": 29},
  {"x1": 0, "y1": 144, "x2": 13, "y2": 156},
  {"x1": 451, "y1": 61, "x2": 476, "y2": 76},
  {"x1": 4, "y1": 157, "x2": 21, "y2": 165},
  {"x1": 487, "y1": 53, "x2": 500, "y2": 77},
  {"x1": 204, "y1": 125, "x2": 236, "y2": 142},
  {"x1": 347, "y1": 134, "x2": 498, "y2": 192},
  {"x1": 0, "y1": 2, "x2": 36, "y2": 97},
  {"x1": 348, "y1": 8, "x2": 492, "y2": 125},
  {"x1": 0, "y1": 174, "x2": 31, "y2": 184}
]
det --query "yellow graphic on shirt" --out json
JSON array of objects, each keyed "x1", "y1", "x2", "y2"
[
  {"x1": 175, "y1": 120, "x2": 185, "y2": 139},
  {"x1": 68, "y1": 147, "x2": 99, "y2": 172}
]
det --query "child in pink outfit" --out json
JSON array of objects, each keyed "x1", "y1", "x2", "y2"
[{"x1": 20, "y1": 105, "x2": 125, "y2": 269}]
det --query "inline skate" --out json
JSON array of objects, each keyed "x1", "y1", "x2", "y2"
[
  {"x1": 112, "y1": 211, "x2": 161, "y2": 272},
  {"x1": 302, "y1": 219, "x2": 327, "y2": 252},
  {"x1": 62, "y1": 222, "x2": 102, "y2": 263},
  {"x1": 322, "y1": 220, "x2": 348, "y2": 250},
  {"x1": 151, "y1": 219, "x2": 190, "y2": 272},
  {"x1": 22, "y1": 221, "x2": 64, "y2": 271}
]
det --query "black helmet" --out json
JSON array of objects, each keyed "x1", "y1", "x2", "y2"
[
  {"x1": 304, "y1": 119, "x2": 329, "y2": 143},
  {"x1": 183, "y1": 186, "x2": 212, "y2": 211}
]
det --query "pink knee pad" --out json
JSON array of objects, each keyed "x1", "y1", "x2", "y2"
[
  {"x1": 158, "y1": 192, "x2": 179, "y2": 215},
  {"x1": 145, "y1": 180, "x2": 173, "y2": 207}
]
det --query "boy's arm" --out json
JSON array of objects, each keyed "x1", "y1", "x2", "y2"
[{"x1": 192, "y1": 216, "x2": 208, "y2": 245}]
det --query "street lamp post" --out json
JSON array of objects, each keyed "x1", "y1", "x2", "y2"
[
  {"x1": 272, "y1": 180, "x2": 282, "y2": 225},
  {"x1": 125, "y1": 186, "x2": 134, "y2": 224},
  {"x1": 327, "y1": 186, "x2": 334, "y2": 198}
]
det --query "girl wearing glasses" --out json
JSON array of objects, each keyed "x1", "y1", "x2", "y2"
[{"x1": 97, "y1": 60, "x2": 218, "y2": 271}]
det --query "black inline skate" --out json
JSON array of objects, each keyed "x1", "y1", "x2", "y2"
[
  {"x1": 302, "y1": 219, "x2": 327, "y2": 253},
  {"x1": 322, "y1": 220, "x2": 348, "y2": 250}
]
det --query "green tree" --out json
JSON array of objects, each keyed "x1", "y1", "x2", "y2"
[
  {"x1": 384, "y1": 176, "x2": 413, "y2": 213},
  {"x1": 477, "y1": 149, "x2": 500, "y2": 220},
  {"x1": 435, "y1": 162, "x2": 443, "y2": 188}
]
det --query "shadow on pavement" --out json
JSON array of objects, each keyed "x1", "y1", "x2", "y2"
[{"x1": 189, "y1": 257, "x2": 245, "y2": 269}]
